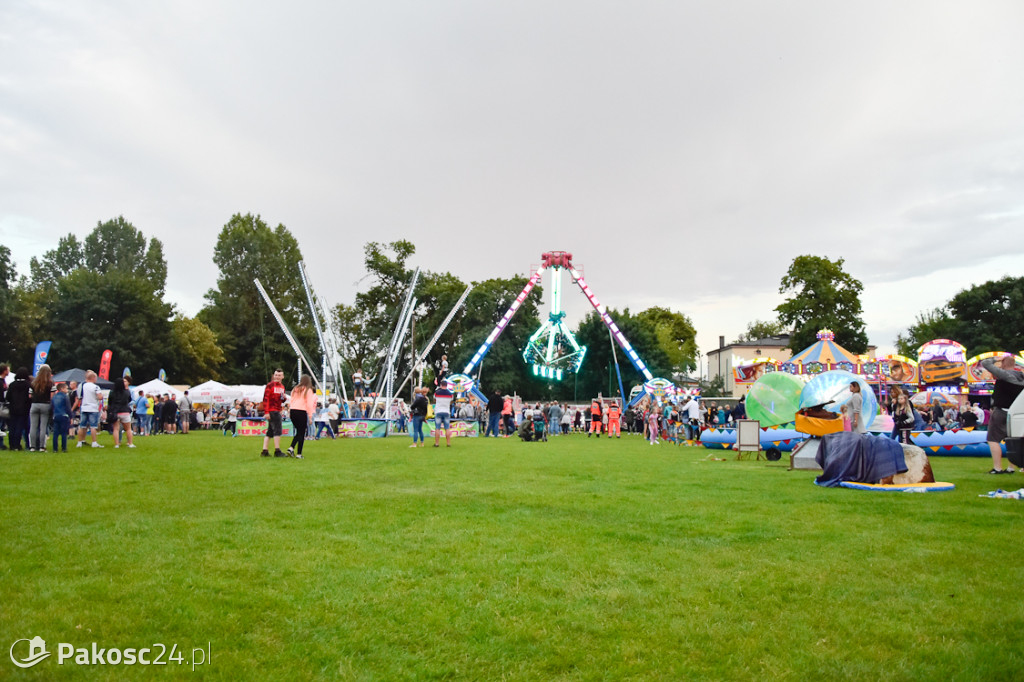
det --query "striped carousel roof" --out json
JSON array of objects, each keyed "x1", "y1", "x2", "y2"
[{"x1": 788, "y1": 329, "x2": 860, "y2": 365}]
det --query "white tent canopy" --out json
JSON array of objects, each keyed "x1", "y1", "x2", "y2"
[
  {"x1": 134, "y1": 378, "x2": 182, "y2": 399},
  {"x1": 235, "y1": 385, "x2": 267, "y2": 403},
  {"x1": 188, "y1": 380, "x2": 242, "y2": 405}
]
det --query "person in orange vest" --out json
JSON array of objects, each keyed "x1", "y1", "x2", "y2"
[
  {"x1": 588, "y1": 398, "x2": 603, "y2": 437},
  {"x1": 607, "y1": 401, "x2": 621, "y2": 438}
]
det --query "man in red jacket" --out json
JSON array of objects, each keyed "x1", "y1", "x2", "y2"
[{"x1": 261, "y1": 368, "x2": 286, "y2": 458}]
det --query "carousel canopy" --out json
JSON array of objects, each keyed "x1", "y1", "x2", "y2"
[{"x1": 788, "y1": 329, "x2": 860, "y2": 365}]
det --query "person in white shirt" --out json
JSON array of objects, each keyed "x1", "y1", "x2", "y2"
[
  {"x1": 685, "y1": 397, "x2": 701, "y2": 441},
  {"x1": 327, "y1": 399, "x2": 341, "y2": 433},
  {"x1": 224, "y1": 401, "x2": 239, "y2": 436},
  {"x1": 75, "y1": 370, "x2": 105, "y2": 448}
]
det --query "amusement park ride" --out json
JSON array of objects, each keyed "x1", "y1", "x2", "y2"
[
  {"x1": 449, "y1": 251, "x2": 677, "y2": 407},
  {"x1": 254, "y1": 251, "x2": 680, "y2": 434}
]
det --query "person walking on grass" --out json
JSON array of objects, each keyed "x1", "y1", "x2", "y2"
[
  {"x1": 409, "y1": 387, "x2": 428, "y2": 448},
  {"x1": 134, "y1": 390, "x2": 148, "y2": 436},
  {"x1": 981, "y1": 353, "x2": 1024, "y2": 474},
  {"x1": 75, "y1": 370, "x2": 104, "y2": 448},
  {"x1": 588, "y1": 397, "x2": 603, "y2": 437},
  {"x1": 287, "y1": 374, "x2": 316, "y2": 459},
  {"x1": 433, "y1": 380, "x2": 455, "y2": 447},
  {"x1": 51, "y1": 383, "x2": 71, "y2": 452},
  {"x1": 108, "y1": 377, "x2": 136, "y2": 449},
  {"x1": 502, "y1": 395, "x2": 514, "y2": 437},
  {"x1": 224, "y1": 400, "x2": 239, "y2": 436},
  {"x1": 28, "y1": 364, "x2": 54, "y2": 452},
  {"x1": 647, "y1": 406, "x2": 661, "y2": 445},
  {"x1": 162, "y1": 393, "x2": 178, "y2": 434},
  {"x1": 178, "y1": 390, "x2": 193, "y2": 434},
  {"x1": 0, "y1": 364, "x2": 8, "y2": 450},
  {"x1": 315, "y1": 401, "x2": 336, "y2": 440},
  {"x1": 260, "y1": 368, "x2": 286, "y2": 458},
  {"x1": 6, "y1": 367, "x2": 31, "y2": 450},
  {"x1": 547, "y1": 401, "x2": 562, "y2": 437},
  {"x1": 486, "y1": 389, "x2": 503, "y2": 438},
  {"x1": 848, "y1": 382, "x2": 867, "y2": 434},
  {"x1": 607, "y1": 400, "x2": 622, "y2": 439}
]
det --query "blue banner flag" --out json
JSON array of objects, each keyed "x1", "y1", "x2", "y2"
[
  {"x1": 33, "y1": 341, "x2": 52, "y2": 375},
  {"x1": 159, "y1": 368, "x2": 167, "y2": 382}
]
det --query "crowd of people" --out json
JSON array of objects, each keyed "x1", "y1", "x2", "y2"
[
  {"x1": 7, "y1": 353, "x2": 1021, "y2": 476},
  {"x1": 0, "y1": 364, "x2": 208, "y2": 452}
]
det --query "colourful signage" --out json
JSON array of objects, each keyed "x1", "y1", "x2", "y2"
[
  {"x1": 337, "y1": 419, "x2": 389, "y2": 438},
  {"x1": 236, "y1": 418, "x2": 295, "y2": 437}
]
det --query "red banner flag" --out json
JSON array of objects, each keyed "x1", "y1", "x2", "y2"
[{"x1": 98, "y1": 349, "x2": 113, "y2": 381}]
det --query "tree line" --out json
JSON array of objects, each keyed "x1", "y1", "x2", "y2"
[
  {"x1": 731, "y1": 255, "x2": 1022, "y2": 361},
  {"x1": 5, "y1": 219, "x2": 1012, "y2": 396},
  {"x1": 0, "y1": 214, "x2": 700, "y2": 399}
]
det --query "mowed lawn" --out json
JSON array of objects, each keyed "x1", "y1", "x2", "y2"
[{"x1": 2, "y1": 429, "x2": 1023, "y2": 681}]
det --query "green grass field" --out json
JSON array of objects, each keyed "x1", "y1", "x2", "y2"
[{"x1": 2, "y1": 429, "x2": 1023, "y2": 680}]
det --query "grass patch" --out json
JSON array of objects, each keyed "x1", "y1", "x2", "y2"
[{"x1": 2, "y1": 431, "x2": 1023, "y2": 680}]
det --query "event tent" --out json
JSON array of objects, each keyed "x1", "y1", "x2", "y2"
[
  {"x1": 51, "y1": 368, "x2": 114, "y2": 390},
  {"x1": 187, "y1": 380, "x2": 241, "y2": 405},
  {"x1": 235, "y1": 385, "x2": 267, "y2": 403},
  {"x1": 134, "y1": 378, "x2": 182, "y2": 399}
]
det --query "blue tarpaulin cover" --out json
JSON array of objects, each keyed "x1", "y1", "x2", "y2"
[{"x1": 814, "y1": 432, "x2": 908, "y2": 488}]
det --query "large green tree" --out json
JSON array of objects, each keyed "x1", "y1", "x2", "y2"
[
  {"x1": 48, "y1": 269, "x2": 174, "y2": 377},
  {"x1": 0, "y1": 245, "x2": 20, "y2": 362},
  {"x1": 332, "y1": 240, "x2": 420, "y2": 392},
  {"x1": 332, "y1": 241, "x2": 547, "y2": 398},
  {"x1": 169, "y1": 315, "x2": 226, "y2": 384},
  {"x1": 896, "y1": 277, "x2": 1024, "y2": 357},
  {"x1": 200, "y1": 213, "x2": 315, "y2": 384},
  {"x1": 451, "y1": 276, "x2": 545, "y2": 398},
  {"x1": 775, "y1": 255, "x2": 868, "y2": 354},
  {"x1": 894, "y1": 308, "x2": 958, "y2": 357},
  {"x1": 37, "y1": 217, "x2": 168, "y2": 294},
  {"x1": 571, "y1": 308, "x2": 674, "y2": 401},
  {"x1": 29, "y1": 234, "x2": 84, "y2": 289},
  {"x1": 635, "y1": 307, "x2": 698, "y2": 374},
  {"x1": 7, "y1": 219, "x2": 185, "y2": 374}
]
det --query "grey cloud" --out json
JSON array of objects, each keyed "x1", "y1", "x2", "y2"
[{"x1": 2, "y1": 1, "x2": 1024, "y2": 359}]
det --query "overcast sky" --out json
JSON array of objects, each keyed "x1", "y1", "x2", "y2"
[{"x1": 3, "y1": 0, "x2": 1023, "y2": 373}]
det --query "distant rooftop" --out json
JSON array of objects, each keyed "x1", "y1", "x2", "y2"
[{"x1": 721, "y1": 334, "x2": 791, "y2": 348}]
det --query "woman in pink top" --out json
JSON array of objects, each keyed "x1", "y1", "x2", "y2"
[
  {"x1": 287, "y1": 374, "x2": 317, "y2": 459},
  {"x1": 647, "y1": 407, "x2": 660, "y2": 445}
]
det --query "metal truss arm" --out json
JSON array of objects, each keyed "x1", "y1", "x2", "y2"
[
  {"x1": 462, "y1": 265, "x2": 547, "y2": 375},
  {"x1": 568, "y1": 268, "x2": 653, "y2": 382}
]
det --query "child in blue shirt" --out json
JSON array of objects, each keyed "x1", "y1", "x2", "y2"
[{"x1": 51, "y1": 384, "x2": 72, "y2": 452}]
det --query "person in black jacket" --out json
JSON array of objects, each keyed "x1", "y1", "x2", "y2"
[
  {"x1": 107, "y1": 377, "x2": 135, "y2": 449},
  {"x1": 0, "y1": 363, "x2": 7, "y2": 450},
  {"x1": 6, "y1": 367, "x2": 31, "y2": 451},
  {"x1": 409, "y1": 387, "x2": 428, "y2": 448},
  {"x1": 486, "y1": 390, "x2": 503, "y2": 438},
  {"x1": 28, "y1": 364, "x2": 54, "y2": 451}
]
